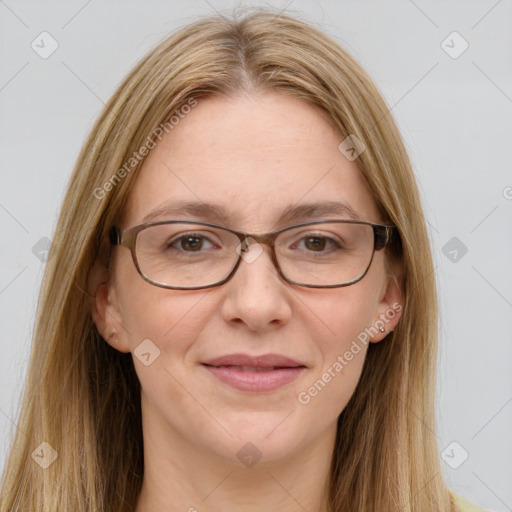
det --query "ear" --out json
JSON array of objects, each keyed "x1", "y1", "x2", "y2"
[
  {"x1": 369, "y1": 257, "x2": 404, "y2": 343},
  {"x1": 89, "y1": 240, "x2": 131, "y2": 353}
]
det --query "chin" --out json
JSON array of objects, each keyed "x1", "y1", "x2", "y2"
[{"x1": 216, "y1": 423, "x2": 305, "y2": 463}]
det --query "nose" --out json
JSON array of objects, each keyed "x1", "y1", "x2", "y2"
[{"x1": 219, "y1": 240, "x2": 292, "y2": 332}]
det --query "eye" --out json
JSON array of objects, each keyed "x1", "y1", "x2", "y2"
[
  {"x1": 168, "y1": 233, "x2": 217, "y2": 252},
  {"x1": 293, "y1": 233, "x2": 343, "y2": 253}
]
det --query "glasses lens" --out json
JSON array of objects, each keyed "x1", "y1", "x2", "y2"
[
  {"x1": 134, "y1": 221, "x2": 375, "y2": 288},
  {"x1": 135, "y1": 222, "x2": 240, "y2": 288},
  {"x1": 275, "y1": 221, "x2": 375, "y2": 286}
]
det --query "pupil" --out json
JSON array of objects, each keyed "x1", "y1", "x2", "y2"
[{"x1": 306, "y1": 237, "x2": 325, "y2": 251}]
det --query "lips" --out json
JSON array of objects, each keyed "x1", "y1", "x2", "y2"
[
  {"x1": 202, "y1": 353, "x2": 306, "y2": 369},
  {"x1": 212, "y1": 366, "x2": 282, "y2": 372},
  {"x1": 201, "y1": 353, "x2": 307, "y2": 393}
]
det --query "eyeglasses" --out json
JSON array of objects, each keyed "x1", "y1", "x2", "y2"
[{"x1": 109, "y1": 219, "x2": 396, "y2": 290}]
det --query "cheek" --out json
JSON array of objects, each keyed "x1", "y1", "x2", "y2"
[
  {"x1": 321, "y1": 299, "x2": 371, "y2": 372},
  {"x1": 119, "y1": 288, "x2": 210, "y2": 352},
  {"x1": 114, "y1": 251, "x2": 210, "y2": 354},
  {"x1": 295, "y1": 284, "x2": 379, "y2": 408},
  {"x1": 301, "y1": 282, "x2": 379, "y2": 349}
]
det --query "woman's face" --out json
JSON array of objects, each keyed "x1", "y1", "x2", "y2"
[{"x1": 96, "y1": 91, "x2": 402, "y2": 466}]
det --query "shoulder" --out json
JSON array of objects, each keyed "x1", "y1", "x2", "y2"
[{"x1": 451, "y1": 491, "x2": 495, "y2": 512}]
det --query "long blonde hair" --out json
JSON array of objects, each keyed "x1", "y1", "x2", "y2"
[{"x1": 0, "y1": 8, "x2": 459, "y2": 511}]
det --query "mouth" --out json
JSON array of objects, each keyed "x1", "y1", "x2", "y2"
[
  {"x1": 200, "y1": 353, "x2": 307, "y2": 392},
  {"x1": 203, "y1": 365, "x2": 300, "y2": 372}
]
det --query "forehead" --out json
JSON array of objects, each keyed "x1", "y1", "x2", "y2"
[{"x1": 122, "y1": 91, "x2": 381, "y2": 230}]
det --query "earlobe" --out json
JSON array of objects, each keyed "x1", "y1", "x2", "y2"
[{"x1": 369, "y1": 300, "x2": 403, "y2": 343}]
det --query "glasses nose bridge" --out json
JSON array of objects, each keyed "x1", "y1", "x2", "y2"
[
  {"x1": 244, "y1": 231, "x2": 278, "y2": 248},
  {"x1": 235, "y1": 231, "x2": 281, "y2": 273},
  {"x1": 237, "y1": 229, "x2": 279, "y2": 254}
]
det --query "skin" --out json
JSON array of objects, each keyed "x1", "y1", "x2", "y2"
[{"x1": 92, "y1": 91, "x2": 403, "y2": 512}]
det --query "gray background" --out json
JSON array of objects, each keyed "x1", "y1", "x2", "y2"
[{"x1": 1, "y1": 1, "x2": 511, "y2": 510}]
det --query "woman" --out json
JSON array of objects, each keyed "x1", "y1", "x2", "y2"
[{"x1": 0, "y1": 8, "x2": 489, "y2": 512}]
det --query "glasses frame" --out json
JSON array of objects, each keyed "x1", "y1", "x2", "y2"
[{"x1": 109, "y1": 219, "x2": 396, "y2": 290}]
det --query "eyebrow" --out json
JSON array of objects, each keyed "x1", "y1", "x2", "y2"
[{"x1": 141, "y1": 199, "x2": 362, "y2": 226}]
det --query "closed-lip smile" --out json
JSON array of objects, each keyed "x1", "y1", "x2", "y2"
[{"x1": 201, "y1": 353, "x2": 307, "y2": 392}]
